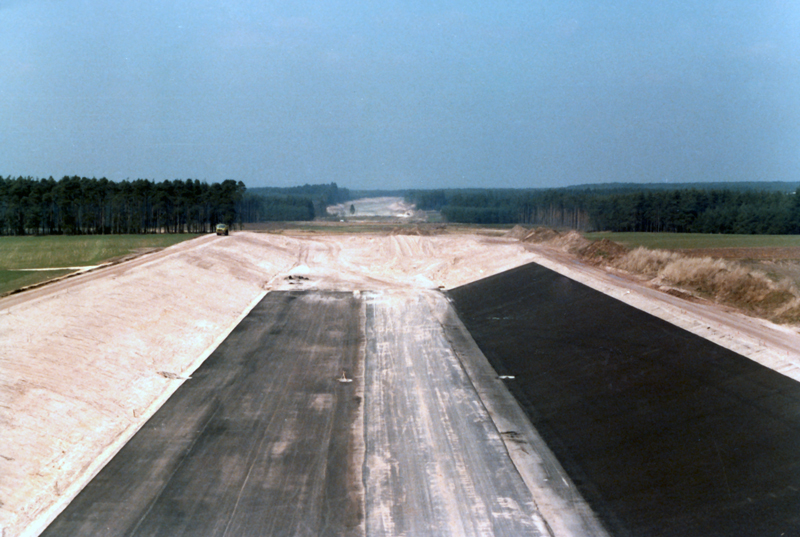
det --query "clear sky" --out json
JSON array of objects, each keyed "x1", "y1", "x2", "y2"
[{"x1": 1, "y1": 1, "x2": 798, "y2": 190}]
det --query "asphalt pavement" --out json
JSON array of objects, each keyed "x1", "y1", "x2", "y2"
[
  {"x1": 42, "y1": 290, "x2": 551, "y2": 537},
  {"x1": 448, "y1": 262, "x2": 800, "y2": 537},
  {"x1": 42, "y1": 291, "x2": 364, "y2": 537}
]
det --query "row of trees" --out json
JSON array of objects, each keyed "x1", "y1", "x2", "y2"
[
  {"x1": 408, "y1": 189, "x2": 593, "y2": 229},
  {"x1": 408, "y1": 187, "x2": 800, "y2": 234},
  {"x1": 590, "y1": 189, "x2": 800, "y2": 234},
  {"x1": 237, "y1": 193, "x2": 316, "y2": 222},
  {"x1": 248, "y1": 183, "x2": 351, "y2": 219},
  {"x1": 0, "y1": 177, "x2": 353, "y2": 235},
  {"x1": 6, "y1": 176, "x2": 799, "y2": 235},
  {"x1": 0, "y1": 176, "x2": 246, "y2": 235}
]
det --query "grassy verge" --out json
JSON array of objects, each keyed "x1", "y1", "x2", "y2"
[
  {"x1": 0, "y1": 269, "x2": 75, "y2": 295},
  {"x1": 584, "y1": 232, "x2": 800, "y2": 250},
  {"x1": 0, "y1": 234, "x2": 200, "y2": 295},
  {"x1": 0, "y1": 235, "x2": 200, "y2": 269}
]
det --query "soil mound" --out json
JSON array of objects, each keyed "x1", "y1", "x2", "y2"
[
  {"x1": 578, "y1": 238, "x2": 629, "y2": 265},
  {"x1": 655, "y1": 257, "x2": 797, "y2": 316},
  {"x1": 554, "y1": 230, "x2": 591, "y2": 253},
  {"x1": 609, "y1": 245, "x2": 800, "y2": 323},
  {"x1": 512, "y1": 227, "x2": 590, "y2": 253},
  {"x1": 519, "y1": 227, "x2": 562, "y2": 243},
  {"x1": 615, "y1": 247, "x2": 680, "y2": 277},
  {"x1": 505, "y1": 225, "x2": 530, "y2": 240}
]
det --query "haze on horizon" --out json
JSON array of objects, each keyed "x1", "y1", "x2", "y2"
[{"x1": 1, "y1": 1, "x2": 798, "y2": 191}]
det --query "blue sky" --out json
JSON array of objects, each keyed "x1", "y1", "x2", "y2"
[{"x1": 1, "y1": 0, "x2": 798, "y2": 189}]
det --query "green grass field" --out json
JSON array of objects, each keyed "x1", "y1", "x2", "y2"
[
  {"x1": 0, "y1": 234, "x2": 200, "y2": 295},
  {"x1": 584, "y1": 232, "x2": 800, "y2": 250}
]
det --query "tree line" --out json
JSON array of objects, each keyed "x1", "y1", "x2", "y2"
[
  {"x1": 408, "y1": 189, "x2": 592, "y2": 229},
  {"x1": 247, "y1": 183, "x2": 351, "y2": 221},
  {"x1": 0, "y1": 176, "x2": 354, "y2": 235},
  {"x1": 237, "y1": 192, "x2": 316, "y2": 222},
  {"x1": 590, "y1": 189, "x2": 800, "y2": 234},
  {"x1": 407, "y1": 186, "x2": 800, "y2": 234},
  {"x1": 0, "y1": 176, "x2": 251, "y2": 235}
]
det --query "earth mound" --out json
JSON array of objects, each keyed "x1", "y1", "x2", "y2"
[
  {"x1": 578, "y1": 238, "x2": 629, "y2": 265},
  {"x1": 519, "y1": 227, "x2": 562, "y2": 243},
  {"x1": 505, "y1": 225, "x2": 530, "y2": 240}
]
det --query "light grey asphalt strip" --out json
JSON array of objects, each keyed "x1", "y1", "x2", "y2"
[{"x1": 362, "y1": 290, "x2": 550, "y2": 536}]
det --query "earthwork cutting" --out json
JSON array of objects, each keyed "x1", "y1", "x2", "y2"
[{"x1": 4, "y1": 201, "x2": 800, "y2": 536}]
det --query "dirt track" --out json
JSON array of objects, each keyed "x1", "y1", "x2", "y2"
[{"x1": 3, "y1": 229, "x2": 800, "y2": 536}]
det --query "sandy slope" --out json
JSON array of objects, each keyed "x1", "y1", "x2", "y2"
[{"x1": 3, "y1": 230, "x2": 800, "y2": 536}]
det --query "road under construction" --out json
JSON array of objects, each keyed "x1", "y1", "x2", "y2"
[{"x1": 5, "y1": 225, "x2": 800, "y2": 536}]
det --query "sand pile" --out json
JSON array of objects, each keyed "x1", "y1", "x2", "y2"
[
  {"x1": 512, "y1": 227, "x2": 589, "y2": 253},
  {"x1": 549, "y1": 230, "x2": 590, "y2": 253},
  {"x1": 505, "y1": 225, "x2": 530, "y2": 240},
  {"x1": 519, "y1": 227, "x2": 562, "y2": 243}
]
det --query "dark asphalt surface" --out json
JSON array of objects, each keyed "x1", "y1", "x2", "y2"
[
  {"x1": 447, "y1": 262, "x2": 800, "y2": 537},
  {"x1": 43, "y1": 291, "x2": 364, "y2": 537}
]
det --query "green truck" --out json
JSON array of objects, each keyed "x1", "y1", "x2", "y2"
[{"x1": 215, "y1": 223, "x2": 229, "y2": 236}]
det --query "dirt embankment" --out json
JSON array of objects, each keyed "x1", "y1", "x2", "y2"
[{"x1": 508, "y1": 226, "x2": 800, "y2": 325}]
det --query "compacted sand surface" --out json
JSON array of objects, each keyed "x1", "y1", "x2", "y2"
[{"x1": 3, "y1": 228, "x2": 800, "y2": 536}]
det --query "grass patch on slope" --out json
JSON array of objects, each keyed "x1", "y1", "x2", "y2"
[
  {"x1": 0, "y1": 235, "x2": 199, "y2": 270},
  {"x1": 0, "y1": 269, "x2": 75, "y2": 295},
  {"x1": 0, "y1": 234, "x2": 199, "y2": 295}
]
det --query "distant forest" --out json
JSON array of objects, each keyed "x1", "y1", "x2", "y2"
[
  {"x1": 0, "y1": 177, "x2": 351, "y2": 235},
  {"x1": 4, "y1": 175, "x2": 799, "y2": 235},
  {"x1": 245, "y1": 184, "x2": 351, "y2": 222},
  {"x1": 407, "y1": 184, "x2": 800, "y2": 234},
  {"x1": 0, "y1": 176, "x2": 249, "y2": 235}
]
